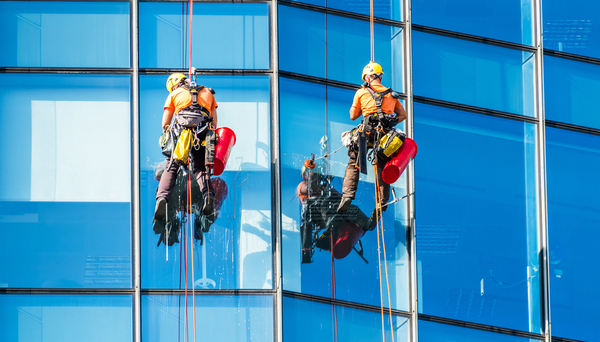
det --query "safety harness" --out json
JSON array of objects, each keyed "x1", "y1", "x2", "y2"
[
  {"x1": 178, "y1": 84, "x2": 213, "y2": 119},
  {"x1": 161, "y1": 83, "x2": 217, "y2": 169},
  {"x1": 354, "y1": 85, "x2": 403, "y2": 174}
]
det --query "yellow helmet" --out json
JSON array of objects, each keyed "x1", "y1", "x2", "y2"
[
  {"x1": 362, "y1": 62, "x2": 384, "y2": 81},
  {"x1": 166, "y1": 73, "x2": 187, "y2": 93}
]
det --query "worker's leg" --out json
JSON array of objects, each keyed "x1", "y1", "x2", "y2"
[
  {"x1": 376, "y1": 157, "x2": 390, "y2": 209},
  {"x1": 191, "y1": 146, "x2": 215, "y2": 215},
  {"x1": 155, "y1": 156, "x2": 179, "y2": 220},
  {"x1": 338, "y1": 148, "x2": 359, "y2": 213}
]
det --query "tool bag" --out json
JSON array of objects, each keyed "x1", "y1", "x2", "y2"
[
  {"x1": 376, "y1": 129, "x2": 406, "y2": 162},
  {"x1": 159, "y1": 126, "x2": 175, "y2": 157},
  {"x1": 173, "y1": 128, "x2": 193, "y2": 163}
]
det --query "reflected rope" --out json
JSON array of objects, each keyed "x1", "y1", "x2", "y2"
[{"x1": 374, "y1": 161, "x2": 395, "y2": 342}]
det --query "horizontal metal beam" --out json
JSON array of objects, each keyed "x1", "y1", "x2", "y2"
[
  {"x1": 413, "y1": 95, "x2": 540, "y2": 124},
  {"x1": 283, "y1": 290, "x2": 411, "y2": 318},
  {"x1": 543, "y1": 49, "x2": 600, "y2": 66},
  {"x1": 0, "y1": 288, "x2": 135, "y2": 295},
  {"x1": 278, "y1": 0, "x2": 404, "y2": 28},
  {"x1": 278, "y1": 71, "x2": 408, "y2": 101},
  {"x1": 412, "y1": 24, "x2": 537, "y2": 53},
  {"x1": 545, "y1": 120, "x2": 600, "y2": 137},
  {"x1": 419, "y1": 314, "x2": 545, "y2": 341}
]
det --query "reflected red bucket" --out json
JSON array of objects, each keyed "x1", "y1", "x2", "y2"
[
  {"x1": 213, "y1": 127, "x2": 237, "y2": 176},
  {"x1": 332, "y1": 221, "x2": 365, "y2": 260},
  {"x1": 381, "y1": 137, "x2": 418, "y2": 185}
]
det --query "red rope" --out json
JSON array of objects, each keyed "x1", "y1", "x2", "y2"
[
  {"x1": 374, "y1": 163, "x2": 395, "y2": 342},
  {"x1": 188, "y1": 0, "x2": 193, "y2": 75},
  {"x1": 330, "y1": 228, "x2": 338, "y2": 342},
  {"x1": 188, "y1": 154, "x2": 197, "y2": 342}
]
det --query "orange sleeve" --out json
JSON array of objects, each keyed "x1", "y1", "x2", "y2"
[
  {"x1": 163, "y1": 93, "x2": 175, "y2": 112},
  {"x1": 394, "y1": 98, "x2": 401, "y2": 109},
  {"x1": 351, "y1": 90, "x2": 362, "y2": 109}
]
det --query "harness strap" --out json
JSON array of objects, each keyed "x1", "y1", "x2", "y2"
[
  {"x1": 365, "y1": 86, "x2": 391, "y2": 117},
  {"x1": 181, "y1": 85, "x2": 210, "y2": 116}
]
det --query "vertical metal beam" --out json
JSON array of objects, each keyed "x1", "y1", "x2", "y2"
[
  {"x1": 403, "y1": 0, "x2": 418, "y2": 342},
  {"x1": 131, "y1": 0, "x2": 141, "y2": 341},
  {"x1": 270, "y1": 1, "x2": 283, "y2": 342},
  {"x1": 533, "y1": 0, "x2": 551, "y2": 341}
]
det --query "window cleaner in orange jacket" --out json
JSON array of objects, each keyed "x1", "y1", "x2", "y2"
[
  {"x1": 337, "y1": 62, "x2": 407, "y2": 214},
  {"x1": 154, "y1": 72, "x2": 218, "y2": 223}
]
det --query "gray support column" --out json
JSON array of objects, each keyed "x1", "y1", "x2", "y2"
[
  {"x1": 533, "y1": 0, "x2": 551, "y2": 341},
  {"x1": 271, "y1": 1, "x2": 283, "y2": 342},
  {"x1": 131, "y1": 0, "x2": 141, "y2": 341},
  {"x1": 403, "y1": 1, "x2": 417, "y2": 342}
]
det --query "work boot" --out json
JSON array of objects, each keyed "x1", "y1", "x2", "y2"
[
  {"x1": 336, "y1": 197, "x2": 352, "y2": 214},
  {"x1": 365, "y1": 209, "x2": 378, "y2": 231},
  {"x1": 202, "y1": 194, "x2": 214, "y2": 216},
  {"x1": 154, "y1": 197, "x2": 167, "y2": 221}
]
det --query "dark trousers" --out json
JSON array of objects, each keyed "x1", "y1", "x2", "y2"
[
  {"x1": 156, "y1": 146, "x2": 214, "y2": 201},
  {"x1": 341, "y1": 147, "x2": 390, "y2": 206}
]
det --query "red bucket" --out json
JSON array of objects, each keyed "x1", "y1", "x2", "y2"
[
  {"x1": 332, "y1": 221, "x2": 365, "y2": 260},
  {"x1": 381, "y1": 137, "x2": 417, "y2": 185},
  {"x1": 213, "y1": 127, "x2": 237, "y2": 176}
]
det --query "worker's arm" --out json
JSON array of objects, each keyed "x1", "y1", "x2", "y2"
[
  {"x1": 349, "y1": 106, "x2": 362, "y2": 121},
  {"x1": 211, "y1": 108, "x2": 218, "y2": 128},
  {"x1": 394, "y1": 102, "x2": 407, "y2": 123},
  {"x1": 162, "y1": 108, "x2": 174, "y2": 131}
]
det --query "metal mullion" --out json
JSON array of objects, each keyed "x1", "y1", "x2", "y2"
[
  {"x1": 270, "y1": 1, "x2": 283, "y2": 342},
  {"x1": 403, "y1": 0, "x2": 418, "y2": 341},
  {"x1": 131, "y1": 0, "x2": 141, "y2": 340},
  {"x1": 533, "y1": 0, "x2": 551, "y2": 341}
]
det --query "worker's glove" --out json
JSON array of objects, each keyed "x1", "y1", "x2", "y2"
[{"x1": 383, "y1": 114, "x2": 399, "y2": 127}]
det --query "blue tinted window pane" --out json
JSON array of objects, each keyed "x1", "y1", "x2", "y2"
[
  {"x1": 0, "y1": 2, "x2": 130, "y2": 68},
  {"x1": 413, "y1": 32, "x2": 535, "y2": 117},
  {"x1": 413, "y1": 0, "x2": 534, "y2": 46},
  {"x1": 142, "y1": 294, "x2": 273, "y2": 342},
  {"x1": 140, "y1": 3, "x2": 269, "y2": 69},
  {"x1": 419, "y1": 320, "x2": 542, "y2": 342},
  {"x1": 546, "y1": 128, "x2": 600, "y2": 341},
  {"x1": 283, "y1": 296, "x2": 409, "y2": 341},
  {"x1": 414, "y1": 103, "x2": 541, "y2": 332},
  {"x1": 280, "y1": 77, "x2": 409, "y2": 311},
  {"x1": 288, "y1": 0, "x2": 401, "y2": 21},
  {"x1": 279, "y1": 5, "x2": 404, "y2": 91},
  {"x1": 0, "y1": 74, "x2": 132, "y2": 288},
  {"x1": 544, "y1": 56, "x2": 600, "y2": 130},
  {"x1": 0, "y1": 294, "x2": 132, "y2": 342},
  {"x1": 544, "y1": 1, "x2": 600, "y2": 59},
  {"x1": 140, "y1": 75, "x2": 272, "y2": 289}
]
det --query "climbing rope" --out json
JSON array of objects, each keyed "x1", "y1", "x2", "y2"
[
  {"x1": 188, "y1": 0, "x2": 194, "y2": 76},
  {"x1": 370, "y1": 0, "x2": 375, "y2": 61},
  {"x1": 188, "y1": 157, "x2": 198, "y2": 342},
  {"x1": 374, "y1": 159, "x2": 395, "y2": 342}
]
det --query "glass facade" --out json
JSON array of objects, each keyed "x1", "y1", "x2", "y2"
[{"x1": 1, "y1": 0, "x2": 598, "y2": 341}]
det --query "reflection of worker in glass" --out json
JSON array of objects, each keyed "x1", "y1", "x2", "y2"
[
  {"x1": 154, "y1": 72, "x2": 218, "y2": 224},
  {"x1": 298, "y1": 162, "x2": 376, "y2": 263},
  {"x1": 337, "y1": 62, "x2": 407, "y2": 214}
]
